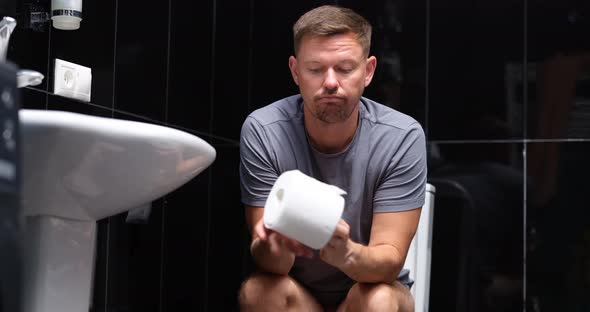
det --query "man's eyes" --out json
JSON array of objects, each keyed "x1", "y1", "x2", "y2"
[{"x1": 306, "y1": 67, "x2": 354, "y2": 74}]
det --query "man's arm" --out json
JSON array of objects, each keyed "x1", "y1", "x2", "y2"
[
  {"x1": 246, "y1": 206, "x2": 312, "y2": 275},
  {"x1": 320, "y1": 208, "x2": 421, "y2": 284}
]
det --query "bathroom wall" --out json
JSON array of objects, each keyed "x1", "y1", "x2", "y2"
[{"x1": 7, "y1": 0, "x2": 590, "y2": 311}]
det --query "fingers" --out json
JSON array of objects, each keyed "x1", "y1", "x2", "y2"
[
  {"x1": 266, "y1": 231, "x2": 314, "y2": 258},
  {"x1": 268, "y1": 232, "x2": 282, "y2": 256},
  {"x1": 325, "y1": 220, "x2": 351, "y2": 249},
  {"x1": 284, "y1": 238, "x2": 314, "y2": 258},
  {"x1": 254, "y1": 218, "x2": 268, "y2": 240},
  {"x1": 325, "y1": 235, "x2": 346, "y2": 249},
  {"x1": 330, "y1": 219, "x2": 350, "y2": 241},
  {"x1": 255, "y1": 218, "x2": 315, "y2": 258}
]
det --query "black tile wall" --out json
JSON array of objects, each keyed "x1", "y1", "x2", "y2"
[
  {"x1": 166, "y1": 0, "x2": 213, "y2": 132},
  {"x1": 19, "y1": 87, "x2": 46, "y2": 110},
  {"x1": 527, "y1": 142, "x2": 590, "y2": 311},
  {"x1": 340, "y1": 0, "x2": 428, "y2": 127},
  {"x1": 7, "y1": 1, "x2": 50, "y2": 92},
  {"x1": 47, "y1": 93, "x2": 111, "y2": 117},
  {"x1": 249, "y1": 0, "x2": 326, "y2": 110},
  {"x1": 429, "y1": 142, "x2": 524, "y2": 312},
  {"x1": 528, "y1": 0, "x2": 590, "y2": 140},
  {"x1": 114, "y1": 0, "x2": 168, "y2": 122},
  {"x1": 161, "y1": 173, "x2": 211, "y2": 311},
  {"x1": 207, "y1": 145, "x2": 246, "y2": 310},
  {"x1": 428, "y1": 0, "x2": 525, "y2": 140},
  {"x1": 7, "y1": 0, "x2": 590, "y2": 311},
  {"x1": 48, "y1": 0, "x2": 116, "y2": 109},
  {"x1": 102, "y1": 201, "x2": 164, "y2": 312},
  {"x1": 210, "y1": 0, "x2": 251, "y2": 140}
]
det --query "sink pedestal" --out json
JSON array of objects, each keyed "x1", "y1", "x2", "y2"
[
  {"x1": 23, "y1": 216, "x2": 96, "y2": 312},
  {"x1": 19, "y1": 109, "x2": 217, "y2": 312}
]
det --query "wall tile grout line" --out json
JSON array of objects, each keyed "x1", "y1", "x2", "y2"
[
  {"x1": 23, "y1": 88, "x2": 109, "y2": 111},
  {"x1": 104, "y1": 0, "x2": 119, "y2": 310},
  {"x1": 103, "y1": 219, "x2": 110, "y2": 312},
  {"x1": 246, "y1": 0, "x2": 255, "y2": 113},
  {"x1": 208, "y1": 0, "x2": 217, "y2": 138},
  {"x1": 522, "y1": 0, "x2": 529, "y2": 143},
  {"x1": 163, "y1": 0, "x2": 172, "y2": 127},
  {"x1": 44, "y1": 20, "x2": 52, "y2": 110},
  {"x1": 159, "y1": 0, "x2": 173, "y2": 310},
  {"x1": 425, "y1": 0, "x2": 430, "y2": 140},
  {"x1": 522, "y1": 0, "x2": 528, "y2": 308},
  {"x1": 158, "y1": 197, "x2": 167, "y2": 312},
  {"x1": 522, "y1": 142, "x2": 528, "y2": 312},
  {"x1": 24, "y1": 86, "x2": 590, "y2": 145},
  {"x1": 430, "y1": 138, "x2": 590, "y2": 143},
  {"x1": 204, "y1": 0, "x2": 218, "y2": 310},
  {"x1": 111, "y1": 0, "x2": 119, "y2": 117},
  {"x1": 27, "y1": 84, "x2": 590, "y2": 146},
  {"x1": 20, "y1": 88, "x2": 240, "y2": 146}
]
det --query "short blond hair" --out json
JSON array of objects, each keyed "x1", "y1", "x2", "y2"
[{"x1": 293, "y1": 5, "x2": 372, "y2": 57}]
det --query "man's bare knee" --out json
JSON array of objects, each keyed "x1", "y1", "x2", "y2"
[
  {"x1": 344, "y1": 282, "x2": 414, "y2": 312},
  {"x1": 238, "y1": 273, "x2": 300, "y2": 311}
]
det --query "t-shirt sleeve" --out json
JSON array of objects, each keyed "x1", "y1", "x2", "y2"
[
  {"x1": 373, "y1": 122, "x2": 427, "y2": 212},
  {"x1": 239, "y1": 116, "x2": 278, "y2": 207}
]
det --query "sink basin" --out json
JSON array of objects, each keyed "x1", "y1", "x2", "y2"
[
  {"x1": 19, "y1": 109, "x2": 216, "y2": 312},
  {"x1": 21, "y1": 109, "x2": 215, "y2": 220}
]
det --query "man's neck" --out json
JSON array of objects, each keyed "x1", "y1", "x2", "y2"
[{"x1": 304, "y1": 107, "x2": 359, "y2": 154}]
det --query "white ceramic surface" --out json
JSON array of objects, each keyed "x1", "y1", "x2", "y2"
[
  {"x1": 403, "y1": 184, "x2": 436, "y2": 312},
  {"x1": 20, "y1": 109, "x2": 216, "y2": 220},
  {"x1": 19, "y1": 109, "x2": 216, "y2": 312},
  {"x1": 22, "y1": 216, "x2": 96, "y2": 312}
]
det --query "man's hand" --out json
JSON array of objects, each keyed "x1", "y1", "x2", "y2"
[
  {"x1": 320, "y1": 219, "x2": 358, "y2": 268},
  {"x1": 253, "y1": 218, "x2": 314, "y2": 259}
]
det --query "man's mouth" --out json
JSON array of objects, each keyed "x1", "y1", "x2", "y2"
[{"x1": 317, "y1": 96, "x2": 344, "y2": 102}]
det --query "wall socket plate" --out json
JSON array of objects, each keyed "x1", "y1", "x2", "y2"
[{"x1": 53, "y1": 59, "x2": 92, "y2": 102}]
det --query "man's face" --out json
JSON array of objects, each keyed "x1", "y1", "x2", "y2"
[{"x1": 289, "y1": 32, "x2": 376, "y2": 124}]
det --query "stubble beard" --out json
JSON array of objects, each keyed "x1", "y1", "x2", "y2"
[{"x1": 314, "y1": 105, "x2": 351, "y2": 123}]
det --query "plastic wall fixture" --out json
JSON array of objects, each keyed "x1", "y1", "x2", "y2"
[{"x1": 51, "y1": 0, "x2": 81, "y2": 30}]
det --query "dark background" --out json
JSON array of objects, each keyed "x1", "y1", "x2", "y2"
[{"x1": 6, "y1": 0, "x2": 590, "y2": 311}]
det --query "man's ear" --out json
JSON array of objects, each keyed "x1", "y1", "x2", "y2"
[
  {"x1": 364, "y1": 56, "x2": 377, "y2": 87},
  {"x1": 289, "y1": 56, "x2": 299, "y2": 86}
]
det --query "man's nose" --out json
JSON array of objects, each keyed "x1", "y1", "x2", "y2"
[{"x1": 323, "y1": 69, "x2": 339, "y2": 92}]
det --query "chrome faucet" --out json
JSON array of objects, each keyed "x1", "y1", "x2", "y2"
[
  {"x1": 0, "y1": 16, "x2": 44, "y2": 87},
  {"x1": 0, "y1": 16, "x2": 16, "y2": 62},
  {"x1": 17, "y1": 69, "x2": 44, "y2": 88}
]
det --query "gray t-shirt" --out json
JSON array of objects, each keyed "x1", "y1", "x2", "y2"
[{"x1": 239, "y1": 94, "x2": 427, "y2": 297}]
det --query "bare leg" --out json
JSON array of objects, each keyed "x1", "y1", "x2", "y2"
[
  {"x1": 239, "y1": 272, "x2": 324, "y2": 312},
  {"x1": 337, "y1": 281, "x2": 414, "y2": 312}
]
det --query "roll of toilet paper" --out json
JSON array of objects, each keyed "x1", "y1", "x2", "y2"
[{"x1": 263, "y1": 170, "x2": 346, "y2": 249}]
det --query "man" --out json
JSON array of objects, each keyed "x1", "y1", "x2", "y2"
[{"x1": 238, "y1": 5, "x2": 426, "y2": 312}]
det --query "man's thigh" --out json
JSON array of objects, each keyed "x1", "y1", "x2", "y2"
[{"x1": 240, "y1": 272, "x2": 324, "y2": 312}]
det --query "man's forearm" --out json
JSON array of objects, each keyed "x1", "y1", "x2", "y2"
[
  {"x1": 250, "y1": 237, "x2": 295, "y2": 275},
  {"x1": 339, "y1": 241, "x2": 404, "y2": 284}
]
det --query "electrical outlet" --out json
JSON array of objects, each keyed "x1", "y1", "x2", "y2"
[{"x1": 53, "y1": 59, "x2": 91, "y2": 102}]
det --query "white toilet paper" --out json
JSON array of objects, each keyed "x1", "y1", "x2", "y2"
[{"x1": 263, "y1": 170, "x2": 347, "y2": 249}]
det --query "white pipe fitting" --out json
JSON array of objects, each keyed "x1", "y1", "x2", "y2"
[{"x1": 51, "y1": 0, "x2": 82, "y2": 30}]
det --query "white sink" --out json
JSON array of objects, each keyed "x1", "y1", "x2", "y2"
[{"x1": 19, "y1": 109, "x2": 216, "y2": 312}]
